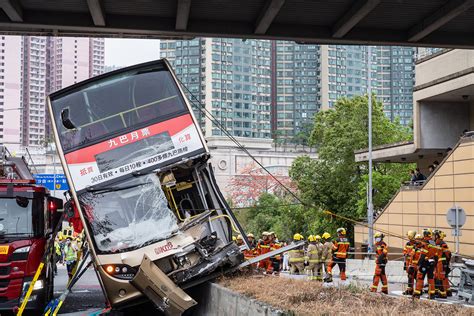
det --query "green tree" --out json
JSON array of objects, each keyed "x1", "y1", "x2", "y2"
[{"x1": 289, "y1": 95, "x2": 413, "y2": 236}]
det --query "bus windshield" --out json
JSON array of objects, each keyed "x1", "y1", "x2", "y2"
[
  {"x1": 51, "y1": 64, "x2": 187, "y2": 153},
  {"x1": 79, "y1": 173, "x2": 179, "y2": 253}
]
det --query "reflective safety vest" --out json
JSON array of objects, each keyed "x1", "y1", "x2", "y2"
[
  {"x1": 321, "y1": 241, "x2": 332, "y2": 262},
  {"x1": 409, "y1": 245, "x2": 422, "y2": 268},
  {"x1": 270, "y1": 242, "x2": 282, "y2": 260},
  {"x1": 436, "y1": 240, "x2": 451, "y2": 262},
  {"x1": 256, "y1": 240, "x2": 272, "y2": 256},
  {"x1": 64, "y1": 244, "x2": 77, "y2": 262},
  {"x1": 332, "y1": 237, "x2": 350, "y2": 259},
  {"x1": 54, "y1": 242, "x2": 61, "y2": 256},
  {"x1": 306, "y1": 243, "x2": 322, "y2": 263},
  {"x1": 288, "y1": 247, "x2": 305, "y2": 263},
  {"x1": 375, "y1": 241, "x2": 388, "y2": 264}
]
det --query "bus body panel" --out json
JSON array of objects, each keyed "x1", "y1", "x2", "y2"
[{"x1": 47, "y1": 59, "x2": 246, "y2": 312}]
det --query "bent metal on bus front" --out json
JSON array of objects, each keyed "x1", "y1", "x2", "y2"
[{"x1": 47, "y1": 59, "x2": 248, "y2": 314}]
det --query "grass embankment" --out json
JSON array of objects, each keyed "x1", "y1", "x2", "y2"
[{"x1": 220, "y1": 275, "x2": 471, "y2": 315}]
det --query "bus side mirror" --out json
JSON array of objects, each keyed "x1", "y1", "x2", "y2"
[
  {"x1": 48, "y1": 197, "x2": 63, "y2": 212},
  {"x1": 63, "y1": 201, "x2": 75, "y2": 219},
  {"x1": 61, "y1": 108, "x2": 76, "y2": 130}
]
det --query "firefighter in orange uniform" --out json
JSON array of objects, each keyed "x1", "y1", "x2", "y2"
[
  {"x1": 414, "y1": 229, "x2": 437, "y2": 299},
  {"x1": 408, "y1": 234, "x2": 424, "y2": 297},
  {"x1": 402, "y1": 230, "x2": 417, "y2": 295},
  {"x1": 325, "y1": 228, "x2": 350, "y2": 282},
  {"x1": 434, "y1": 230, "x2": 451, "y2": 298},
  {"x1": 370, "y1": 232, "x2": 388, "y2": 294},
  {"x1": 256, "y1": 232, "x2": 272, "y2": 272},
  {"x1": 269, "y1": 232, "x2": 281, "y2": 274}
]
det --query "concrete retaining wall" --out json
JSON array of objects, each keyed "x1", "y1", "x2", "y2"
[
  {"x1": 347, "y1": 258, "x2": 406, "y2": 283},
  {"x1": 185, "y1": 282, "x2": 292, "y2": 316}
]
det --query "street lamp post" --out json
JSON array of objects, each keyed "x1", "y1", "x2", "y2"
[{"x1": 367, "y1": 46, "x2": 374, "y2": 254}]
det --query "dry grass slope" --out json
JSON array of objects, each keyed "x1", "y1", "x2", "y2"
[{"x1": 220, "y1": 275, "x2": 472, "y2": 315}]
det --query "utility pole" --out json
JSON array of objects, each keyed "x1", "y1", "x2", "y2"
[{"x1": 367, "y1": 45, "x2": 374, "y2": 254}]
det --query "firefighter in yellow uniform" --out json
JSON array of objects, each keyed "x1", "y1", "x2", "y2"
[
  {"x1": 289, "y1": 233, "x2": 305, "y2": 275},
  {"x1": 306, "y1": 235, "x2": 323, "y2": 280},
  {"x1": 321, "y1": 232, "x2": 332, "y2": 276}
]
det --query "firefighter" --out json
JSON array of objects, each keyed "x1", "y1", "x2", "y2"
[
  {"x1": 434, "y1": 230, "x2": 451, "y2": 298},
  {"x1": 402, "y1": 230, "x2": 417, "y2": 295},
  {"x1": 269, "y1": 232, "x2": 282, "y2": 274},
  {"x1": 256, "y1": 232, "x2": 273, "y2": 272},
  {"x1": 236, "y1": 234, "x2": 244, "y2": 246},
  {"x1": 321, "y1": 232, "x2": 332, "y2": 276},
  {"x1": 306, "y1": 235, "x2": 323, "y2": 280},
  {"x1": 288, "y1": 233, "x2": 305, "y2": 275},
  {"x1": 408, "y1": 234, "x2": 424, "y2": 297},
  {"x1": 370, "y1": 232, "x2": 388, "y2": 294},
  {"x1": 64, "y1": 237, "x2": 78, "y2": 283},
  {"x1": 247, "y1": 233, "x2": 257, "y2": 248},
  {"x1": 414, "y1": 229, "x2": 437, "y2": 299},
  {"x1": 326, "y1": 228, "x2": 350, "y2": 282}
]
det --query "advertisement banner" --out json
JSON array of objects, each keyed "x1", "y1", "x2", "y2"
[{"x1": 64, "y1": 114, "x2": 205, "y2": 191}]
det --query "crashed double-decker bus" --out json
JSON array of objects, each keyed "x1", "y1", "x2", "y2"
[{"x1": 47, "y1": 59, "x2": 249, "y2": 314}]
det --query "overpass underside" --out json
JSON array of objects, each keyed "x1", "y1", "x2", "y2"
[{"x1": 0, "y1": 0, "x2": 473, "y2": 48}]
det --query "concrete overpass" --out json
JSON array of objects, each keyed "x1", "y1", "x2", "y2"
[{"x1": 0, "y1": 0, "x2": 473, "y2": 48}]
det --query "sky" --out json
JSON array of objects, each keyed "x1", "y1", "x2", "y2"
[{"x1": 105, "y1": 38, "x2": 160, "y2": 67}]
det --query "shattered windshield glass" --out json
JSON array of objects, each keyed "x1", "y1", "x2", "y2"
[{"x1": 78, "y1": 174, "x2": 179, "y2": 253}]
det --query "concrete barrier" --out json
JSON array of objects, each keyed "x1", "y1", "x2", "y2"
[
  {"x1": 185, "y1": 282, "x2": 292, "y2": 316},
  {"x1": 347, "y1": 258, "x2": 406, "y2": 283}
]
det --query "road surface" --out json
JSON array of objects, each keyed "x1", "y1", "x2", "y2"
[{"x1": 55, "y1": 263, "x2": 106, "y2": 315}]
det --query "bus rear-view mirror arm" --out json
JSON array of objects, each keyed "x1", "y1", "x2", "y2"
[{"x1": 61, "y1": 108, "x2": 76, "y2": 130}]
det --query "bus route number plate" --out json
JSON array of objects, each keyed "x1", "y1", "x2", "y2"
[{"x1": 0, "y1": 246, "x2": 9, "y2": 254}]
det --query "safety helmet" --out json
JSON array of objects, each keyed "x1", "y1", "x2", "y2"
[
  {"x1": 232, "y1": 236, "x2": 237, "y2": 241},
  {"x1": 269, "y1": 231, "x2": 275, "y2": 236},
  {"x1": 315, "y1": 235, "x2": 321, "y2": 241},
  {"x1": 262, "y1": 231, "x2": 270, "y2": 236},
  {"x1": 337, "y1": 228, "x2": 346, "y2": 235},
  {"x1": 293, "y1": 233, "x2": 304, "y2": 241},
  {"x1": 414, "y1": 234, "x2": 423, "y2": 240},
  {"x1": 406, "y1": 230, "x2": 416, "y2": 240},
  {"x1": 247, "y1": 233, "x2": 255, "y2": 239},
  {"x1": 422, "y1": 228, "x2": 432, "y2": 238},
  {"x1": 322, "y1": 232, "x2": 331, "y2": 239},
  {"x1": 439, "y1": 231, "x2": 446, "y2": 240},
  {"x1": 308, "y1": 235, "x2": 315, "y2": 242},
  {"x1": 374, "y1": 232, "x2": 384, "y2": 239},
  {"x1": 236, "y1": 234, "x2": 243, "y2": 240}
]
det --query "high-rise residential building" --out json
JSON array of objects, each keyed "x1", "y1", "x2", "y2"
[
  {"x1": 375, "y1": 46, "x2": 415, "y2": 125},
  {"x1": 0, "y1": 35, "x2": 105, "y2": 149},
  {"x1": 21, "y1": 36, "x2": 47, "y2": 147},
  {"x1": 273, "y1": 41, "x2": 321, "y2": 142},
  {"x1": 161, "y1": 38, "x2": 272, "y2": 139},
  {"x1": 322, "y1": 45, "x2": 415, "y2": 125},
  {"x1": 161, "y1": 39, "x2": 416, "y2": 142},
  {"x1": 1, "y1": 36, "x2": 22, "y2": 151}
]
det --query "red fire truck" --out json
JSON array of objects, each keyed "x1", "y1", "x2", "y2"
[{"x1": 0, "y1": 146, "x2": 62, "y2": 313}]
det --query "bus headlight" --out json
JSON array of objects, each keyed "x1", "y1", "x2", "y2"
[
  {"x1": 22, "y1": 279, "x2": 44, "y2": 292},
  {"x1": 102, "y1": 264, "x2": 136, "y2": 280}
]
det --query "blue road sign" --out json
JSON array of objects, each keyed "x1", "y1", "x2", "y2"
[{"x1": 33, "y1": 174, "x2": 69, "y2": 191}]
